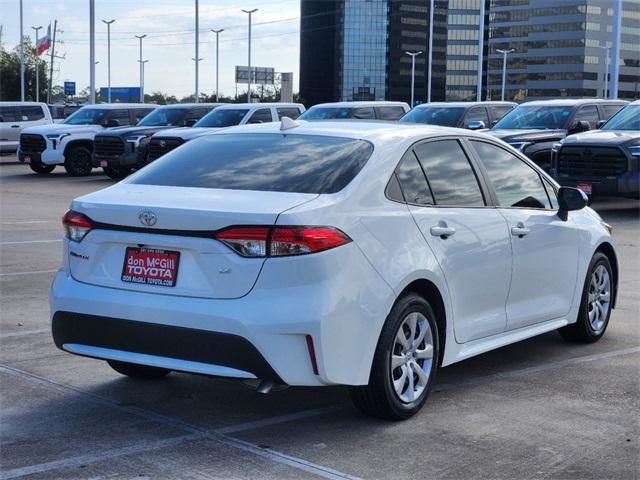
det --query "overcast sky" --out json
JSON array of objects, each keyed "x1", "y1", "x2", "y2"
[{"x1": 0, "y1": 0, "x2": 301, "y2": 98}]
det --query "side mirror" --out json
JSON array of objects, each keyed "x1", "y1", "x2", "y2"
[
  {"x1": 490, "y1": 119, "x2": 499, "y2": 127},
  {"x1": 596, "y1": 119, "x2": 607, "y2": 129},
  {"x1": 104, "y1": 118, "x2": 120, "y2": 128},
  {"x1": 558, "y1": 186, "x2": 588, "y2": 221},
  {"x1": 466, "y1": 120, "x2": 486, "y2": 130},
  {"x1": 568, "y1": 120, "x2": 590, "y2": 135},
  {"x1": 184, "y1": 119, "x2": 197, "y2": 127}
]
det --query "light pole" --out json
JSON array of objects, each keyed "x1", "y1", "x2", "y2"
[
  {"x1": 610, "y1": 0, "x2": 622, "y2": 99},
  {"x1": 427, "y1": 0, "x2": 434, "y2": 103},
  {"x1": 102, "y1": 19, "x2": 115, "y2": 103},
  {"x1": 596, "y1": 45, "x2": 610, "y2": 99},
  {"x1": 496, "y1": 48, "x2": 515, "y2": 101},
  {"x1": 476, "y1": 0, "x2": 485, "y2": 101},
  {"x1": 135, "y1": 34, "x2": 147, "y2": 102},
  {"x1": 194, "y1": 0, "x2": 200, "y2": 102},
  {"x1": 89, "y1": 0, "x2": 95, "y2": 104},
  {"x1": 31, "y1": 25, "x2": 42, "y2": 102},
  {"x1": 405, "y1": 51, "x2": 423, "y2": 108},
  {"x1": 211, "y1": 29, "x2": 224, "y2": 102},
  {"x1": 242, "y1": 9, "x2": 258, "y2": 103},
  {"x1": 19, "y1": 0, "x2": 24, "y2": 101}
]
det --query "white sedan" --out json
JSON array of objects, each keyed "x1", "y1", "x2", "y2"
[{"x1": 50, "y1": 120, "x2": 618, "y2": 420}]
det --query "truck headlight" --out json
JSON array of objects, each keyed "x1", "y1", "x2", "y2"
[
  {"x1": 509, "y1": 142, "x2": 531, "y2": 152},
  {"x1": 551, "y1": 142, "x2": 562, "y2": 153},
  {"x1": 126, "y1": 135, "x2": 151, "y2": 149},
  {"x1": 629, "y1": 146, "x2": 640, "y2": 157}
]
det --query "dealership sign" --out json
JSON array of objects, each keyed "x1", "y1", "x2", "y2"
[{"x1": 235, "y1": 66, "x2": 275, "y2": 85}]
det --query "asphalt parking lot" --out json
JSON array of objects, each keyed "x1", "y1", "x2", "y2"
[{"x1": 1, "y1": 154, "x2": 638, "y2": 480}]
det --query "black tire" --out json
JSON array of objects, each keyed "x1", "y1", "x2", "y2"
[
  {"x1": 64, "y1": 145, "x2": 93, "y2": 176},
  {"x1": 559, "y1": 252, "x2": 613, "y2": 343},
  {"x1": 103, "y1": 165, "x2": 132, "y2": 179},
  {"x1": 29, "y1": 161, "x2": 55, "y2": 174},
  {"x1": 107, "y1": 360, "x2": 170, "y2": 379},
  {"x1": 349, "y1": 293, "x2": 439, "y2": 420}
]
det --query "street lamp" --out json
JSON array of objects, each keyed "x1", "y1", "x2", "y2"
[
  {"x1": 102, "y1": 19, "x2": 115, "y2": 103},
  {"x1": 211, "y1": 29, "x2": 224, "y2": 102},
  {"x1": 595, "y1": 45, "x2": 610, "y2": 99},
  {"x1": 31, "y1": 25, "x2": 43, "y2": 102},
  {"x1": 242, "y1": 9, "x2": 258, "y2": 103},
  {"x1": 135, "y1": 34, "x2": 147, "y2": 102},
  {"x1": 405, "y1": 51, "x2": 423, "y2": 108},
  {"x1": 194, "y1": 0, "x2": 200, "y2": 102},
  {"x1": 496, "y1": 48, "x2": 515, "y2": 101},
  {"x1": 192, "y1": 57, "x2": 204, "y2": 101},
  {"x1": 427, "y1": 0, "x2": 434, "y2": 103}
]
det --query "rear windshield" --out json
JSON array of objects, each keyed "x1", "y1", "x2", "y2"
[{"x1": 129, "y1": 133, "x2": 374, "y2": 194}]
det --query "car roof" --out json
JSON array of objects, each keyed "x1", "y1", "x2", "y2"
[
  {"x1": 519, "y1": 99, "x2": 628, "y2": 107},
  {"x1": 308, "y1": 101, "x2": 410, "y2": 108},
  {"x1": 207, "y1": 119, "x2": 492, "y2": 145},
  {"x1": 215, "y1": 103, "x2": 304, "y2": 110},
  {"x1": 156, "y1": 103, "x2": 223, "y2": 109},
  {"x1": 412, "y1": 101, "x2": 516, "y2": 108},
  {"x1": 87, "y1": 103, "x2": 157, "y2": 109},
  {"x1": 0, "y1": 101, "x2": 49, "y2": 106},
  {"x1": 629, "y1": 100, "x2": 640, "y2": 105}
]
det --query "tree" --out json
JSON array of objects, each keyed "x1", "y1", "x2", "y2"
[
  {"x1": 144, "y1": 91, "x2": 178, "y2": 104},
  {"x1": 0, "y1": 37, "x2": 49, "y2": 101}
]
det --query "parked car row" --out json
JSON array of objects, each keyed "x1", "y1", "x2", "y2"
[{"x1": 6, "y1": 98, "x2": 637, "y2": 199}]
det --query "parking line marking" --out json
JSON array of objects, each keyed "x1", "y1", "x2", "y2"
[
  {"x1": 0, "y1": 328, "x2": 50, "y2": 339},
  {"x1": 1, "y1": 220, "x2": 53, "y2": 225},
  {"x1": 0, "y1": 239, "x2": 61, "y2": 245},
  {"x1": 0, "y1": 269, "x2": 57, "y2": 277},
  {"x1": 0, "y1": 365, "x2": 361, "y2": 480},
  {"x1": 214, "y1": 406, "x2": 343, "y2": 434},
  {"x1": 437, "y1": 346, "x2": 640, "y2": 391},
  {"x1": 0, "y1": 434, "x2": 201, "y2": 480}
]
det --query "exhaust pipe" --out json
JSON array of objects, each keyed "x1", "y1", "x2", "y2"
[{"x1": 256, "y1": 380, "x2": 275, "y2": 394}]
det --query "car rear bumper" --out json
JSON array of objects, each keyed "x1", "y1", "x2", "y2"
[{"x1": 49, "y1": 242, "x2": 394, "y2": 386}]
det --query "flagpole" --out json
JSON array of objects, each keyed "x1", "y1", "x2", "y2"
[
  {"x1": 19, "y1": 0, "x2": 25, "y2": 101},
  {"x1": 31, "y1": 25, "x2": 43, "y2": 102},
  {"x1": 47, "y1": 21, "x2": 57, "y2": 105}
]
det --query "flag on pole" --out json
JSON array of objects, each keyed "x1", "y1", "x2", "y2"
[{"x1": 36, "y1": 24, "x2": 51, "y2": 56}]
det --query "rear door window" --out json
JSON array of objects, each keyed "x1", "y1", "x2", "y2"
[
  {"x1": 129, "y1": 133, "x2": 374, "y2": 194},
  {"x1": 133, "y1": 109, "x2": 152, "y2": 123},
  {"x1": 276, "y1": 107, "x2": 302, "y2": 120},
  {"x1": 601, "y1": 104, "x2": 624, "y2": 120},
  {"x1": 490, "y1": 105, "x2": 514, "y2": 123},
  {"x1": 351, "y1": 107, "x2": 375, "y2": 119},
  {"x1": 573, "y1": 105, "x2": 599, "y2": 128},
  {"x1": 470, "y1": 140, "x2": 551, "y2": 209},
  {"x1": 0, "y1": 106, "x2": 17, "y2": 122},
  {"x1": 19, "y1": 106, "x2": 46, "y2": 121},
  {"x1": 375, "y1": 106, "x2": 407, "y2": 120},
  {"x1": 462, "y1": 107, "x2": 490, "y2": 128},
  {"x1": 247, "y1": 108, "x2": 273, "y2": 124},
  {"x1": 391, "y1": 151, "x2": 434, "y2": 205},
  {"x1": 413, "y1": 140, "x2": 485, "y2": 207},
  {"x1": 108, "y1": 109, "x2": 132, "y2": 126}
]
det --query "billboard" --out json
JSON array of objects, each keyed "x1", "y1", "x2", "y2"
[
  {"x1": 63, "y1": 81, "x2": 76, "y2": 96},
  {"x1": 235, "y1": 66, "x2": 275, "y2": 85},
  {"x1": 99, "y1": 87, "x2": 141, "y2": 102}
]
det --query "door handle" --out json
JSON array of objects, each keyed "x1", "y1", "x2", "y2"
[
  {"x1": 430, "y1": 223, "x2": 456, "y2": 239},
  {"x1": 11, "y1": 125, "x2": 20, "y2": 128},
  {"x1": 511, "y1": 222, "x2": 530, "y2": 238}
]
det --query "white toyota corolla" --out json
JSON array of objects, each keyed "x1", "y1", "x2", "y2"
[{"x1": 51, "y1": 120, "x2": 618, "y2": 420}]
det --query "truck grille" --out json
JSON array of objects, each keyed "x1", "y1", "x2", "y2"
[
  {"x1": 20, "y1": 134, "x2": 46, "y2": 153},
  {"x1": 147, "y1": 137, "x2": 183, "y2": 161},
  {"x1": 94, "y1": 136, "x2": 126, "y2": 157},
  {"x1": 558, "y1": 146, "x2": 628, "y2": 177}
]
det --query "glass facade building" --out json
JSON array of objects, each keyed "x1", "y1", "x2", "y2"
[{"x1": 488, "y1": 0, "x2": 640, "y2": 101}]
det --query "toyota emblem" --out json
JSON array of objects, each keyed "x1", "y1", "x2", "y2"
[
  {"x1": 159, "y1": 140, "x2": 167, "y2": 147},
  {"x1": 138, "y1": 210, "x2": 157, "y2": 227}
]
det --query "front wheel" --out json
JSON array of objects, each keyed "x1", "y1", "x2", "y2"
[
  {"x1": 64, "y1": 146, "x2": 93, "y2": 176},
  {"x1": 103, "y1": 165, "x2": 132, "y2": 179},
  {"x1": 349, "y1": 293, "x2": 439, "y2": 420},
  {"x1": 29, "y1": 161, "x2": 55, "y2": 174},
  {"x1": 559, "y1": 252, "x2": 613, "y2": 343},
  {"x1": 108, "y1": 360, "x2": 171, "y2": 379}
]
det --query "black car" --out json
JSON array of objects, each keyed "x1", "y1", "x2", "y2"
[
  {"x1": 489, "y1": 99, "x2": 627, "y2": 171},
  {"x1": 551, "y1": 101, "x2": 640, "y2": 200},
  {"x1": 93, "y1": 103, "x2": 222, "y2": 178},
  {"x1": 399, "y1": 101, "x2": 516, "y2": 130}
]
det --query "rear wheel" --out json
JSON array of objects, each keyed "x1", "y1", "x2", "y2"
[
  {"x1": 559, "y1": 252, "x2": 613, "y2": 343},
  {"x1": 29, "y1": 161, "x2": 55, "y2": 174},
  {"x1": 64, "y1": 145, "x2": 93, "y2": 176},
  {"x1": 107, "y1": 360, "x2": 170, "y2": 379},
  {"x1": 349, "y1": 293, "x2": 439, "y2": 420},
  {"x1": 103, "y1": 165, "x2": 132, "y2": 179}
]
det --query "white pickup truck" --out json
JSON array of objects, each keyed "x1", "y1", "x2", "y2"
[{"x1": 18, "y1": 103, "x2": 155, "y2": 176}]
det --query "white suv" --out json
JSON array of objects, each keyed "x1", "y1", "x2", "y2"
[
  {"x1": 0, "y1": 102, "x2": 53, "y2": 153},
  {"x1": 51, "y1": 120, "x2": 618, "y2": 420},
  {"x1": 18, "y1": 103, "x2": 155, "y2": 176},
  {"x1": 146, "y1": 103, "x2": 305, "y2": 161}
]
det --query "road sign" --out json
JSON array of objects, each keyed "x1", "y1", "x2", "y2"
[
  {"x1": 63, "y1": 81, "x2": 76, "y2": 96},
  {"x1": 99, "y1": 87, "x2": 141, "y2": 102},
  {"x1": 235, "y1": 66, "x2": 275, "y2": 85}
]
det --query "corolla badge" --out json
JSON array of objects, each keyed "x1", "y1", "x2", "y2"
[{"x1": 138, "y1": 210, "x2": 157, "y2": 227}]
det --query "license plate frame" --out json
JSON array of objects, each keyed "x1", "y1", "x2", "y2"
[
  {"x1": 121, "y1": 247, "x2": 180, "y2": 287},
  {"x1": 576, "y1": 182, "x2": 592, "y2": 195},
  {"x1": 100, "y1": 160, "x2": 108, "y2": 167}
]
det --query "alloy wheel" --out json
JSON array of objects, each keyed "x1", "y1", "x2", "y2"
[{"x1": 588, "y1": 264, "x2": 610, "y2": 333}]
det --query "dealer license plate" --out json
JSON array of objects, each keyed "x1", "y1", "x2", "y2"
[{"x1": 121, "y1": 247, "x2": 180, "y2": 287}]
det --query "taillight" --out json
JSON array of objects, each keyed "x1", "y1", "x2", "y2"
[
  {"x1": 62, "y1": 210, "x2": 93, "y2": 242},
  {"x1": 215, "y1": 226, "x2": 351, "y2": 257}
]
